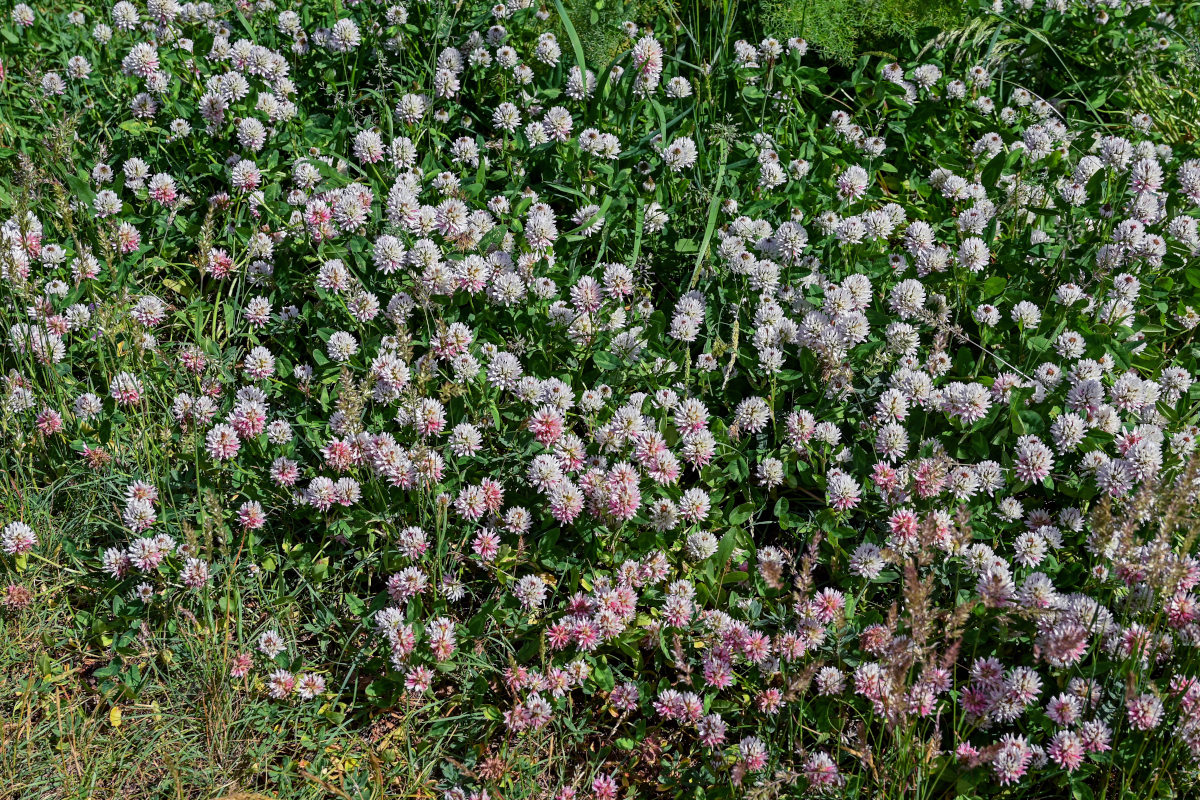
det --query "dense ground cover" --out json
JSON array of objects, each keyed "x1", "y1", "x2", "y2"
[{"x1": 2, "y1": 0, "x2": 1200, "y2": 797}]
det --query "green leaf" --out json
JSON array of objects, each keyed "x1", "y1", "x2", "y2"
[
  {"x1": 592, "y1": 662, "x2": 615, "y2": 692},
  {"x1": 593, "y1": 351, "x2": 621, "y2": 371},
  {"x1": 716, "y1": 530, "x2": 737, "y2": 567},
  {"x1": 728, "y1": 502, "x2": 755, "y2": 526},
  {"x1": 1071, "y1": 781, "x2": 1095, "y2": 800},
  {"x1": 65, "y1": 172, "x2": 96, "y2": 206},
  {"x1": 981, "y1": 150, "x2": 1006, "y2": 186}
]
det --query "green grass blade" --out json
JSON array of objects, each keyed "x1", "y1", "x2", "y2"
[{"x1": 553, "y1": 0, "x2": 587, "y2": 76}]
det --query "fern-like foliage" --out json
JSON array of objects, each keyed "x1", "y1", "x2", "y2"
[{"x1": 762, "y1": 0, "x2": 964, "y2": 64}]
